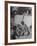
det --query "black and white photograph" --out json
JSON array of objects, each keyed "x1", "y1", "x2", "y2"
[
  {"x1": 5, "y1": 1, "x2": 36, "y2": 45},
  {"x1": 10, "y1": 7, "x2": 32, "y2": 39}
]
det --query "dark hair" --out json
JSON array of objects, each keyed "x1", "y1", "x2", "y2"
[{"x1": 13, "y1": 26, "x2": 17, "y2": 30}]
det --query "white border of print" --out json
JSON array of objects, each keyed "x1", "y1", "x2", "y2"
[{"x1": 8, "y1": 3, "x2": 34, "y2": 43}]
